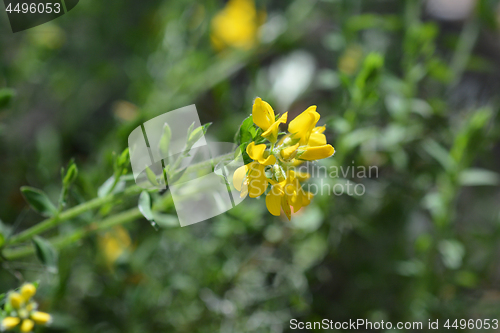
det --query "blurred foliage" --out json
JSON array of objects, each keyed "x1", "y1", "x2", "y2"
[{"x1": 1, "y1": 0, "x2": 500, "y2": 332}]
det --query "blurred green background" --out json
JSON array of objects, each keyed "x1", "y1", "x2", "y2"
[{"x1": 1, "y1": 0, "x2": 500, "y2": 332}]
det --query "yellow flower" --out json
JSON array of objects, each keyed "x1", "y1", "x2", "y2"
[
  {"x1": 98, "y1": 226, "x2": 132, "y2": 266},
  {"x1": 252, "y1": 97, "x2": 287, "y2": 143},
  {"x1": 233, "y1": 98, "x2": 334, "y2": 220},
  {"x1": 2, "y1": 284, "x2": 52, "y2": 333},
  {"x1": 265, "y1": 173, "x2": 314, "y2": 220},
  {"x1": 210, "y1": 0, "x2": 264, "y2": 51},
  {"x1": 280, "y1": 143, "x2": 299, "y2": 161},
  {"x1": 233, "y1": 161, "x2": 268, "y2": 198},
  {"x1": 8, "y1": 292, "x2": 23, "y2": 309},
  {"x1": 20, "y1": 284, "x2": 36, "y2": 302},
  {"x1": 282, "y1": 107, "x2": 335, "y2": 161},
  {"x1": 288, "y1": 106, "x2": 320, "y2": 145},
  {"x1": 30, "y1": 312, "x2": 52, "y2": 325},
  {"x1": 308, "y1": 125, "x2": 327, "y2": 147},
  {"x1": 246, "y1": 142, "x2": 275, "y2": 165},
  {"x1": 20, "y1": 319, "x2": 34, "y2": 333},
  {"x1": 265, "y1": 179, "x2": 292, "y2": 220},
  {"x1": 1, "y1": 317, "x2": 20, "y2": 331},
  {"x1": 298, "y1": 144, "x2": 335, "y2": 161}
]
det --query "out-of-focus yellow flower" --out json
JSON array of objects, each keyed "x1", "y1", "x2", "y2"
[
  {"x1": 1, "y1": 317, "x2": 20, "y2": 331},
  {"x1": 210, "y1": 0, "x2": 265, "y2": 51},
  {"x1": 98, "y1": 226, "x2": 132, "y2": 266},
  {"x1": 1, "y1": 284, "x2": 52, "y2": 333},
  {"x1": 233, "y1": 97, "x2": 334, "y2": 220},
  {"x1": 338, "y1": 44, "x2": 364, "y2": 75},
  {"x1": 8, "y1": 292, "x2": 23, "y2": 309},
  {"x1": 20, "y1": 319, "x2": 34, "y2": 333},
  {"x1": 20, "y1": 284, "x2": 36, "y2": 301},
  {"x1": 30, "y1": 312, "x2": 51, "y2": 325}
]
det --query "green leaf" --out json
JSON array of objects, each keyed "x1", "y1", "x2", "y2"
[
  {"x1": 235, "y1": 115, "x2": 255, "y2": 145},
  {"x1": 117, "y1": 148, "x2": 130, "y2": 169},
  {"x1": 21, "y1": 186, "x2": 58, "y2": 217},
  {"x1": 186, "y1": 122, "x2": 211, "y2": 148},
  {"x1": 145, "y1": 166, "x2": 159, "y2": 186},
  {"x1": 97, "y1": 176, "x2": 125, "y2": 197},
  {"x1": 237, "y1": 143, "x2": 252, "y2": 165},
  {"x1": 138, "y1": 191, "x2": 157, "y2": 230},
  {"x1": 63, "y1": 162, "x2": 78, "y2": 186},
  {"x1": 32, "y1": 236, "x2": 58, "y2": 273},
  {"x1": 422, "y1": 139, "x2": 456, "y2": 172},
  {"x1": 152, "y1": 213, "x2": 179, "y2": 228},
  {"x1": 159, "y1": 122, "x2": 172, "y2": 157},
  {"x1": 459, "y1": 168, "x2": 500, "y2": 186},
  {"x1": 0, "y1": 88, "x2": 15, "y2": 109}
]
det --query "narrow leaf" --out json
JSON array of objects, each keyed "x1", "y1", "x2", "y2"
[
  {"x1": 32, "y1": 236, "x2": 58, "y2": 273},
  {"x1": 63, "y1": 163, "x2": 78, "y2": 186},
  {"x1": 159, "y1": 122, "x2": 172, "y2": 158},
  {"x1": 187, "y1": 122, "x2": 211, "y2": 148},
  {"x1": 145, "y1": 166, "x2": 159, "y2": 186},
  {"x1": 138, "y1": 191, "x2": 158, "y2": 230},
  {"x1": 21, "y1": 187, "x2": 58, "y2": 217}
]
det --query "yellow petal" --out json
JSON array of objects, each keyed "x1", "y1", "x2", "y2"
[
  {"x1": 302, "y1": 191, "x2": 314, "y2": 207},
  {"x1": 232, "y1": 163, "x2": 252, "y2": 191},
  {"x1": 8, "y1": 292, "x2": 23, "y2": 309},
  {"x1": 308, "y1": 133, "x2": 327, "y2": 147},
  {"x1": 299, "y1": 145, "x2": 335, "y2": 160},
  {"x1": 246, "y1": 142, "x2": 276, "y2": 165},
  {"x1": 291, "y1": 192, "x2": 303, "y2": 212},
  {"x1": 20, "y1": 319, "x2": 34, "y2": 333},
  {"x1": 20, "y1": 284, "x2": 36, "y2": 301},
  {"x1": 265, "y1": 185, "x2": 283, "y2": 216},
  {"x1": 313, "y1": 125, "x2": 326, "y2": 134},
  {"x1": 252, "y1": 97, "x2": 275, "y2": 131},
  {"x1": 280, "y1": 143, "x2": 299, "y2": 160},
  {"x1": 1, "y1": 317, "x2": 20, "y2": 330},
  {"x1": 281, "y1": 195, "x2": 292, "y2": 220},
  {"x1": 288, "y1": 106, "x2": 319, "y2": 145},
  {"x1": 30, "y1": 312, "x2": 52, "y2": 325},
  {"x1": 247, "y1": 163, "x2": 268, "y2": 198},
  {"x1": 262, "y1": 112, "x2": 287, "y2": 143},
  {"x1": 288, "y1": 169, "x2": 310, "y2": 182}
]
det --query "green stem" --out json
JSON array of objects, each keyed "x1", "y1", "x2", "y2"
[
  {"x1": 4, "y1": 185, "x2": 145, "y2": 247},
  {"x1": 3, "y1": 193, "x2": 174, "y2": 260},
  {"x1": 2, "y1": 208, "x2": 143, "y2": 260}
]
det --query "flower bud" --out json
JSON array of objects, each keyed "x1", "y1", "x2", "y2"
[
  {"x1": 20, "y1": 284, "x2": 36, "y2": 301},
  {"x1": 31, "y1": 311, "x2": 52, "y2": 325},
  {"x1": 20, "y1": 319, "x2": 34, "y2": 333},
  {"x1": 1, "y1": 317, "x2": 20, "y2": 330},
  {"x1": 8, "y1": 292, "x2": 23, "y2": 309}
]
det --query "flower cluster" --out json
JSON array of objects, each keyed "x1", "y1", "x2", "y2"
[
  {"x1": 1, "y1": 284, "x2": 52, "y2": 333},
  {"x1": 233, "y1": 98, "x2": 335, "y2": 219}
]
